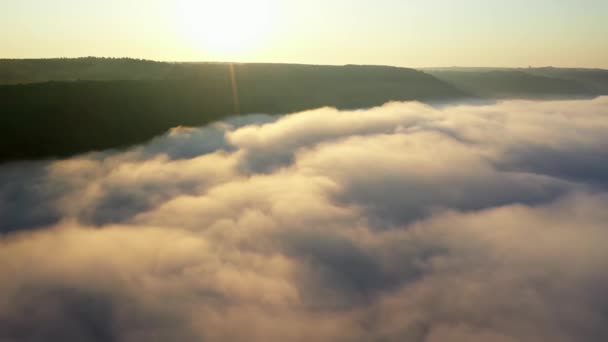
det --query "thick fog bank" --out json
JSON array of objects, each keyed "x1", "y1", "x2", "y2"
[{"x1": 1, "y1": 97, "x2": 608, "y2": 341}]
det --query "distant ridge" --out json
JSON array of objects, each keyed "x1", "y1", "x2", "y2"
[
  {"x1": 0, "y1": 59, "x2": 468, "y2": 162},
  {"x1": 425, "y1": 67, "x2": 608, "y2": 95},
  {"x1": 1, "y1": 58, "x2": 606, "y2": 162},
  {"x1": 426, "y1": 69, "x2": 599, "y2": 99}
]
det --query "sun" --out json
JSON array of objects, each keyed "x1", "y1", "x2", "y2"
[{"x1": 175, "y1": 0, "x2": 278, "y2": 56}]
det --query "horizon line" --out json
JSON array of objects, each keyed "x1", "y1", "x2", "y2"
[{"x1": 1, "y1": 56, "x2": 607, "y2": 71}]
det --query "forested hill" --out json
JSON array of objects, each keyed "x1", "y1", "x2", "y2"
[
  {"x1": 3, "y1": 58, "x2": 606, "y2": 95},
  {"x1": 0, "y1": 58, "x2": 606, "y2": 162},
  {"x1": 0, "y1": 58, "x2": 175, "y2": 84},
  {"x1": 0, "y1": 60, "x2": 469, "y2": 162}
]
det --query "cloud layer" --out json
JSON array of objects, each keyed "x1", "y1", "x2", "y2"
[{"x1": 1, "y1": 97, "x2": 608, "y2": 341}]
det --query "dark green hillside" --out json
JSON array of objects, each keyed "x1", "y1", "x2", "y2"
[
  {"x1": 0, "y1": 58, "x2": 176, "y2": 84},
  {"x1": 2, "y1": 58, "x2": 604, "y2": 162},
  {"x1": 0, "y1": 62, "x2": 469, "y2": 161}
]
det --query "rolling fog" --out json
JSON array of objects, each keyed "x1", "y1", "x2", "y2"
[{"x1": 2, "y1": 97, "x2": 608, "y2": 341}]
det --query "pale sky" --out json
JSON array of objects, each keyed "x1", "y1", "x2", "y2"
[{"x1": 1, "y1": 0, "x2": 607, "y2": 68}]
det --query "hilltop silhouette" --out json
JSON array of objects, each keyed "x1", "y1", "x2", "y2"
[{"x1": 1, "y1": 58, "x2": 606, "y2": 162}]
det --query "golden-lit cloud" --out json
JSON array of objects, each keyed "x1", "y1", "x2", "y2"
[{"x1": 1, "y1": 97, "x2": 608, "y2": 341}]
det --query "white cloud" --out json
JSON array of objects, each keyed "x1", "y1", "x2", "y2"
[{"x1": 1, "y1": 97, "x2": 608, "y2": 341}]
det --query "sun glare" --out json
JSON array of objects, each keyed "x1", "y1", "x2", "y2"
[{"x1": 175, "y1": 0, "x2": 278, "y2": 56}]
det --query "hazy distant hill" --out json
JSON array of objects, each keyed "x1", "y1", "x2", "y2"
[
  {"x1": 523, "y1": 67, "x2": 608, "y2": 93},
  {"x1": 426, "y1": 69, "x2": 599, "y2": 99},
  {"x1": 422, "y1": 67, "x2": 608, "y2": 98},
  {"x1": 0, "y1": 60, "x2": 469, "y2": 161}
]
